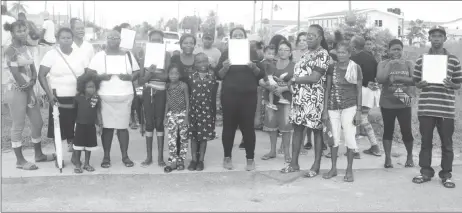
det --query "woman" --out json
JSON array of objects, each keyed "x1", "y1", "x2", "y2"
[
  {"x1": 38, "y1": 28, "x2": 86, "y2": 154},
  {"x1": 260, "y1": 40, "x2": 294, "y2": 163},
  {"x1": 281, "y1": 24, "x2": 331, "y2": 177},
  {"x1": 170, "y1": 34, "x2": 196, "y2": 82},
  {"x1": 138, "y1": 30, "x2": 171, "y2": 167},
  {"x1": 4, "y1": 20, "x2": 55, "y2": 170},
  {"x1": 70, "y1": 18, "x2": 95, "y2": 69},
  {"x1": 216, "y1": 27, "x2": 265, "y2": 171},
  {"x1": 376, "y1": 39, "x2": 415, "y2": 169},
  {"x1": 87, "y1": 30, "x2": 140, "y2": 168},
  {"x1": 323, "y1": 42, "x2": 362, "y2": 182}
]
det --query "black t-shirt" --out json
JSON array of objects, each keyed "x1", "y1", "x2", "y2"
[
  {"x1": 74, "y1": 95, "x2": 100, "y2": 125},
  {"x1": 170, "y1": 54, "x2": 194, "y2": 83},
  {"x1": 350, "y1": 51, "x2": 378, "y2": 87}
]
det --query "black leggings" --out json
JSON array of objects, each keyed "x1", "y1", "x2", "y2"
[
  {"x1": 380, "y1": 107, "x2": 414, "y2": 142},
  {"x1": 221, "y1": 90, "x2": 257, "y2": 159}
]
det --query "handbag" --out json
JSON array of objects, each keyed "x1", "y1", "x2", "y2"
[
  {"x1": 322, "y1": 119, "x2": 335, "y2": 147},
  {"x1": 344, "y1": 60, "x2": 359, "y2": 84}
]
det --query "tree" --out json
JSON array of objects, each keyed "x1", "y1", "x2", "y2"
[
  {"x1": 180, "y1": 16, "x2": 202, "y2": 34},
  {"x1": 406, "y1": 19, "x2": 427, "y2": 46},
  {"x1": 9, "y1": 2, "x2": 28, "y2": 15},
  {"x1": 142, "y1": 21, "x2": 154, "y2": 35},
  {"x1": 201, "y1": 10, "x2": 217, "y2": 36},
  {"x1": 165, "y1": 18, "x2": 179, "y2": 32},
  {"x1": 156, "y1": 18, "x2": 165, "y2": 30},
  {"x1": 216, "y1": 24, "x2": 226, "y2": 39}
]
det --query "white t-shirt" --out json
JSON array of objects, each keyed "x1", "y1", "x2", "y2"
[
  {"x1": 2, "y1": 15, "x2": 16, "y2": 46},
  {"x1": 88, "y1": 51, "x2": 140, "y2": 96},
  {"x1": 40, "y1": 48, "x2": 86, "y2": 97},
  {"x1": 42, "y1": 19, "x2": 56, "y2": 43},
  {"x1": 72, "y1": 41, "x2": 95, "y2": 68}
]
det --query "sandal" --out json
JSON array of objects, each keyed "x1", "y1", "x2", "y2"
[
  {"x1": 16, "y1": 162, "x2": 38, "y2": 170},
  {"x1": 101, "y1": 158, "x2": 111, "y2": 168},
  {"x1": 74, "y1": 167, "x2": 83, "y2": 174},
  {"x1": 261, "y1": 154, "x2": 276, "y2": 160},
  {"x1": 164, "y1": 161, "x2": 177, "y2": 173},
  {"x1": 122, "y1": 157, "x2": 134, "y2": 167},
  {"x1": 141, "y1": 159, "x2": 153, "y2": 168},
  {"x1": 344, "y1": 175, "x2": 354, "y2": 182},
  {"x1": 304, "y1": 143, "x2": 312, "y2": 150},
  {"x1": 304, "y1": 170, "x2": 318, "y2": 178},
  {"x1": 362, "y1": 147, "x2": 381, "y2": 157},
  {"x1": 404, "y1": 160, "x2": 415, "y2": 168},
  {"x1": 280, "y1": 165, "x2": 300, "y2": 173},
  {"x1": 177, "y1": 158, "x2": 185, "y2": 171},
  {"x1": 384, "y1": 163, "x2": 394, "y2": 168},
  {"x1": 442, "y1": 179, "x2": 456, "y2": 189},
  {"x1": 83, "y1": 165, "x2": 95, "y2": 172},
  {"x1": 412, "y1": 175, "x2": 431, "y2": 184},
  {"x1": 284, "y1": 156, "x2": 292, "y2": 163},
  {"x1": 35, "y1": 153, "x2": 56, "y2": 162}
]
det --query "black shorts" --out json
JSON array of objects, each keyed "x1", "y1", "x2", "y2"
[
  {"x1": 73, "y1": 123, "x2": 98, "y2": 151},
  {"x1": 142, "y1": 88, "x2": 166, "y2": 132},
  {"x1": 47, "y1": 97, "x2": 77, "y2": 141}
]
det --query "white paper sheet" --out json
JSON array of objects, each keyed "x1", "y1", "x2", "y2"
[
  {"x1": 228, "y1": 39, "x2": 250, "y2": 65},
  {"x1": 120, "y1": 28, "x2": 136, "y2": 50},
  {"x1": 422, "y1": 55, "x2": 448, "y2": 84},
  {"x1": 105, "y1": 55, "x2": 128, "y2": 74},
  {"x1": 144, "y1": 42, "x2": 166, "y2": 69}
]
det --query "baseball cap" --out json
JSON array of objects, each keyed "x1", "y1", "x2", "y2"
[
  {"x1": 203, "y1": 31, "x2": 214, "y2": 40},
  {"x1": 428, "y1": 26, "x2": 446, "y2": 36}
]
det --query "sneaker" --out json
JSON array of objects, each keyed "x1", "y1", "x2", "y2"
[
  {"x1": 246, "y1": 159, "x2": 255, "y2": 171},
  {"x1": 223, "y1": 157, "x2": 233, "y2": 170}
]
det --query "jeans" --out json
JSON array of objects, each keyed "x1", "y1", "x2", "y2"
[
  {"x1": 418, "y1": 116, "x2": 454, "y2": 179},
  {"x1": 328, "y1": 106, "x2": 358, "y2": 149},
  {"x1": 5, "y1": 88, "x2": 43, "y2": 148}
]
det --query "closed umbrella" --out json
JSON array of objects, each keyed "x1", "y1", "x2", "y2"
[{"x1": 52, "y1": 89, "x2": 64, "y2": 173}]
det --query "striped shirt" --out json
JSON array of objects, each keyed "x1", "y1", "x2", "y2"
[{"x1": 413, "y1": 48, "x2": 462, "y2": 119}]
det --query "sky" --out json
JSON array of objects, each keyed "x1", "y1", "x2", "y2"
[{"x1": 7, "y1": 1, "x2": 462, "y2": 29}]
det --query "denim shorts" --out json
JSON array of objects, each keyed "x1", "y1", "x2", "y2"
[{"x1": 263, "y1": 102, "x2": 293, "y2": 132}]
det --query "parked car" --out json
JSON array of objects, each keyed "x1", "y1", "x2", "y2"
[{"x1": 163, "y1": 31, "x2": 181, "y2": 53}]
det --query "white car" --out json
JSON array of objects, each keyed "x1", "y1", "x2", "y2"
[{"x1": 163, "y1": 31, "x2": 181, "y2": 53}]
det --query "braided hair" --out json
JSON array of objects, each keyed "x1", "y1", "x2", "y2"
[{"x1": 309, "y1": 24, "x2": 328, "y2": 50}]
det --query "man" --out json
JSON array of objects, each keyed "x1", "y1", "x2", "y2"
[
  {"x1": 40, "y1": 11, "x2": 56, "y2": 46},
  {"x1": 412, "y1": 26, "x2": 461, "y2": 189},
  {"x1": 194, "y1": 31, "x2": 222, "y2": 139},
  {"x1": 350, "y1": 36, "x2": 381, "y2": 159},
  {"x1": 18, "y1": 12, "x2": 40, "y2": 46}
]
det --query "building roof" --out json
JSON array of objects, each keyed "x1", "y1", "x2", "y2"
[
  {"x1": 257, "y1": 19, "x2": 309, "y2": 26},
  {"x1": 306, "y1": 8, "x2": 403, "y2": 19}
]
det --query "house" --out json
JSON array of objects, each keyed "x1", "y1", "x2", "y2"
[
  {"x1": 254, "y1": 19, "x2": 309, "y2": 35},
  {"x1": 442, "y1": 18, "x2": 462, "y2": 30},
  {"x1": 26, "y1": 13, "x2": 69, "y2": 29},
  {"x1": 305, "y1": 8, "x2": 404, "y2": 37}
]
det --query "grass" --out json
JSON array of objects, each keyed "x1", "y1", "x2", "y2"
[{"x1": 368, "y1": 41, "x2": 462, "y2": 149}]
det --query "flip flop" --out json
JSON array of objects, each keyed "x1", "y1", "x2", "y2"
[
  {"x1": 363, "y1": 148, "x2": 381, "y2": 157},
  {"x1": 384, "y1": 163, "x2": 394, "y2": 168},
  {"x1": 261, "y1": 154, "x2": 276, "y2": 160},
  {"x1": 83, "y1": 165, "x2": 95, "y2": 172},
  {"x1": 304, "y1": 170, "x2": 318, "y2": 178},
  {"x1": 344, "y1": 175, "x2": 354, "y2": 182},
  {"x1": 442, "y1": 179, "x2": 456, "y2": 189},
  {"x1": 101, "y1": 158, "x2": 111, "y2": 168},
  {"x1": 35, "y1": 153, "x2": 56, "y2": 162},
  {"x1": 141, "y1": 160, "x2": 153, "y2": 168},
  {"x1": 404, "y1": 161, "x2": 415, "y2": 168},
  {"x1": 74, "y1": 167, "x2": 83, "y2": 174},
  {"x1": 16, "y1": 162, "x2": 38, "y2": 170},
  {"x1": 122, "y1": 157, "x2": 135, "y2": 167},
  {"x1": 280, "y1": 165, "x2": 300, "y2": 173},
  {"x1": 412, "y1": 175, "x2": 431, "y2": 184}
]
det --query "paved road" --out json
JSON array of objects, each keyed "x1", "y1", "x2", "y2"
[{"x1": 2, "y1": 166, "x2": 462, "y2": 212}]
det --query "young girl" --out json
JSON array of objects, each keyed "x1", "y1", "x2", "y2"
[
  {"x1": 163, "y1": 64, "x2": 190, "y2": 173},
  {"x1": 323, "y1": 43, "x2": 362, "y2": 182},
  {"x1": 187, "y1": 53, "x2": 217, "y2": 171},
  {"x1": 7, "y1": 45, "x2": 37, "y2": 108},
  {"x1": 261, "y1": 46, "x2": 290, "y2": 110},
  {"x1": 60, "y1": 72, "x2": 101, "y2": 173}
]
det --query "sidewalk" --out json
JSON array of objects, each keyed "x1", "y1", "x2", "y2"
[{"x1": 2, "y1": 127, "x2": 461, "y2": 178}]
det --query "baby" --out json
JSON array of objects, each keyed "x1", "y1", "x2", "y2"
[
  {"x1": 9, "y1": 48, "x2": 37, "y2": 108},
  {"x1": 261, "y1": 46, "x2": 290, "y2": 110}
]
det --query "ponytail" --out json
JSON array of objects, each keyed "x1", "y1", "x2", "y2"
[{"x1": 3, "y1": 22, "x2": 12, "y2": 32}]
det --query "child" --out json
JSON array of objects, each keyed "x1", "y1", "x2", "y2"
[
  {"x1": 163, "y1": 64, "x2": 190, "y2": 173},
  {"x1": 59, "y1": 72, "x2": 101, "y2": 173},
  {"x1": 187, "y1": 53, "x2": 217, "y2": 171},
  {"x1": 261, "y1": 46, "x2": 290, "y2": 110},
  {"x1": 7, "y1": 46, "x2": 37, "y2": 108}
]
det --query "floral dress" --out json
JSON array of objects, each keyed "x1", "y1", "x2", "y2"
[
  {"x1": 188, "y1": 71, "x2": 216, "y2": 142},
  {"x1": 289, "y1": 47, "x2": 331, "y2": 130}
]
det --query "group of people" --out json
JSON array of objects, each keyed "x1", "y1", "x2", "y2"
[{"x1": 2, "y1": 11, "x2": 460, "y2": 189}]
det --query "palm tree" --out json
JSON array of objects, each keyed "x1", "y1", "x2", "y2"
[{"x1": 9, "y1": 2, "x2": 28, "y2": 15}]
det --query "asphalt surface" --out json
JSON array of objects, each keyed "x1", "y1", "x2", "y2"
[{"x1": 2, "y1": 166, "x2": 462, "y2": 212}]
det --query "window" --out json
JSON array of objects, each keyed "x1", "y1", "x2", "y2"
[
  {"x1": 333, "y1": 19, "x2": 338, "y2": 26},
  {"x1": 322, "y1": 20, "x2": 326, "y2": 27},
  {"x1": 375, "y1": 20, "x2": 383, "y2": 27}
]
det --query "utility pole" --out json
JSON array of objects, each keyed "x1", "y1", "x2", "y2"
[
  {"x1": 177, "y1": 1, "x2": 180, "y2": 32},
  {"x1": 93, "y1": 0, "x2": 96, "y2": 25},
  {"x1": 252, "y1": 1, "x2": 256, "y2": 33},
  {"x1": 44, "y1": 1, "x2": 47, "y2": 11},
  {"x1": 270, "y1": 0, "x2": 274, "y2": 36},
  {"x1": 260, "y1": 1, "x2": 263, "y2": 34},
  {"x1": 297, "y1": 1, "x2": 300, "y2": 33},
  {"x1": 82, "y1": 1, "x2": 85, "y2": 25},
  {"x1": 348, "y1": 0, "x2": 352, "y2": 12}
]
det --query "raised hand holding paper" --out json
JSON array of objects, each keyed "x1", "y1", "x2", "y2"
[
  {"x1": 229, "y1": 39, "x2": 250, "y2": 65},
  {"x1": 422, "y1": 55, "x2": 448, "y2": 84},
  {"x1": 144, "y1": 42, "x2": 166, "y2": 69},
  {"x1": 105, "y1": 55, "x2": 128, "y2": 75},
  {"x1": 120, "y1": 28, "x2": 136, "y2": 50}
]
